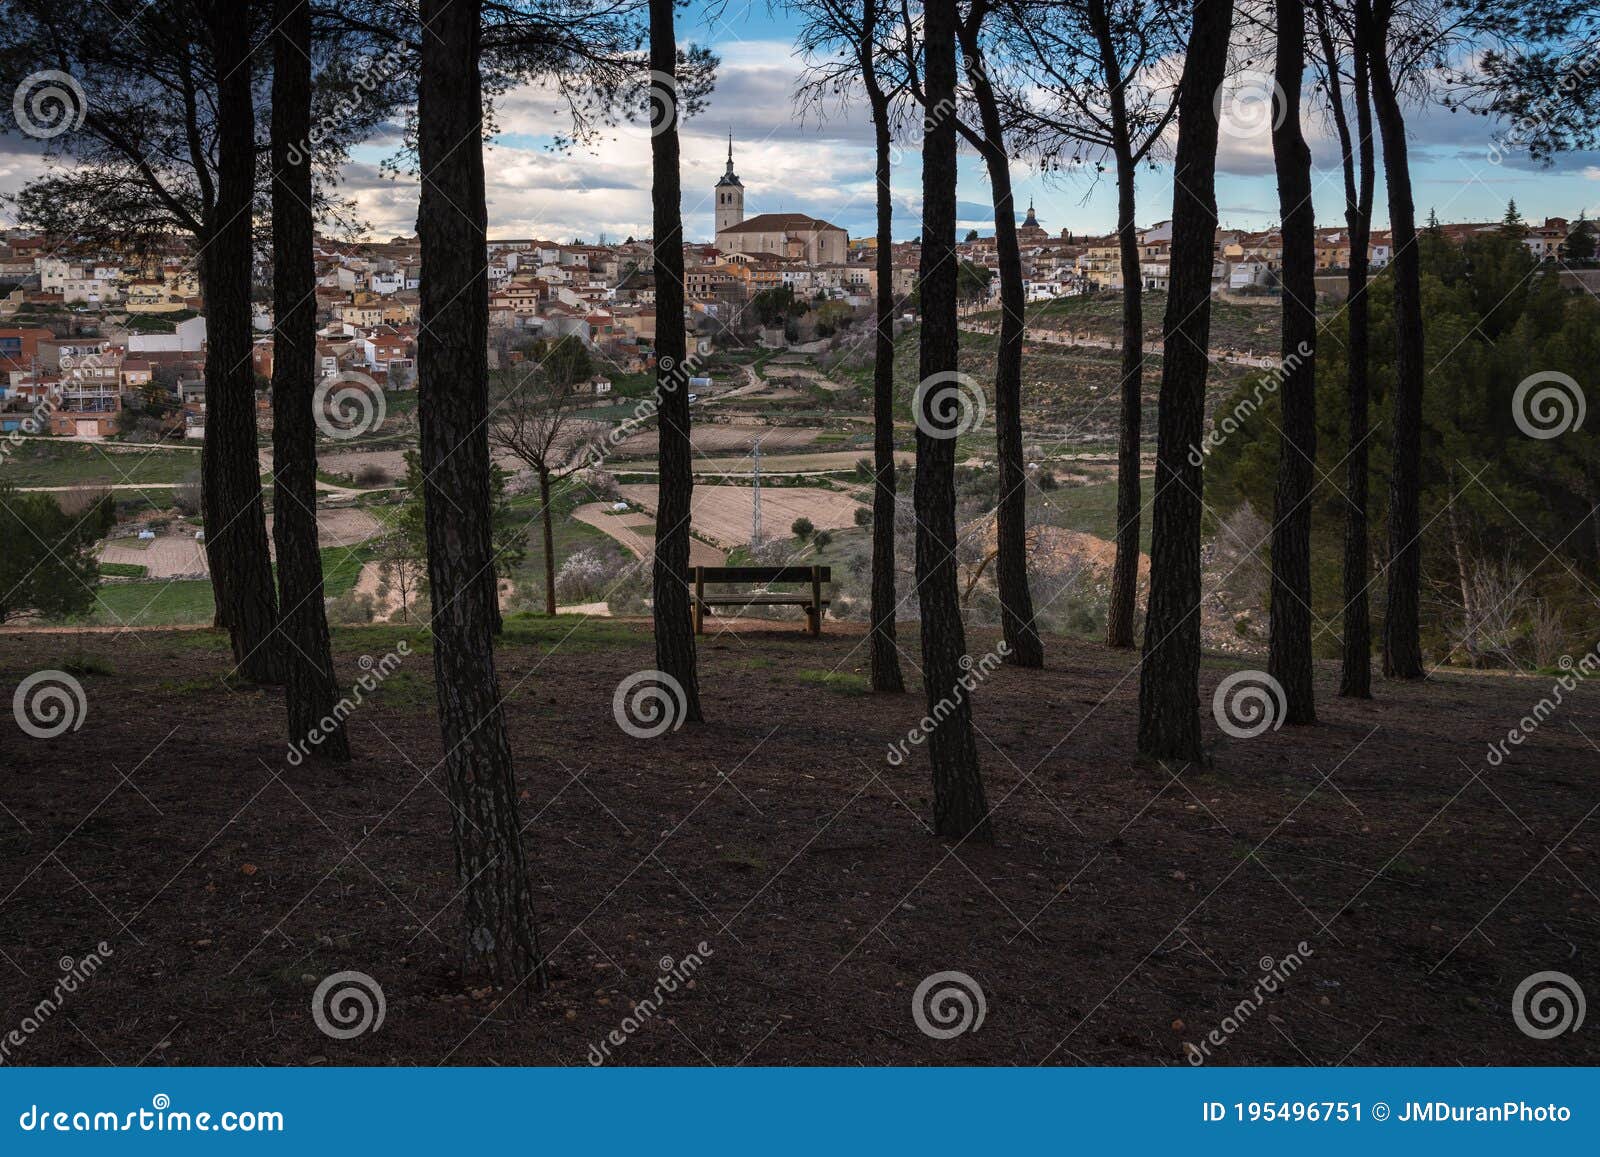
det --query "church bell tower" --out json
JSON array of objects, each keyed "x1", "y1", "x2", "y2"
[{"x1": 715, "y1": 132, "x2": 744, "y2": 237}]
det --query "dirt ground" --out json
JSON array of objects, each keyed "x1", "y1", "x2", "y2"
[
  {"x1": 99, "y1": 510, "x2": 383, "y2": 579},
  {"x1": 620, "y1": 483, "x2": 865, "y2": 547},
  {"x1": 613, "y1": 425, "x2": 820, "y2": 458},
  {"x1": 1, "y1": 620, "x2": 1596, "y2": 1067}
]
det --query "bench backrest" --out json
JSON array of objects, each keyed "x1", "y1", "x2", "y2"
[{"x1": 694, "y1": 566, "x2": 831, "y2": 584}]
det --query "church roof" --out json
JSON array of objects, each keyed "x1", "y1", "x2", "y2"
[{"x1": 718, "y1": 212, "x2": 845, "y2": 236}]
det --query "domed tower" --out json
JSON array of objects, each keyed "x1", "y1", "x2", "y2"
[{"x1": 715, "y1": 132, "x2": 744, "y2": 237}]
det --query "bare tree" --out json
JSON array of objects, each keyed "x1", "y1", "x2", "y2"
[{"x1": 491, "y1": 373, "x2": 579, "y2": 616}]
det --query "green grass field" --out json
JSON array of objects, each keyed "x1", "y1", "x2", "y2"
[
  {"x1": 5, "y1": 441, "x2": 200, "y2": 488},
  {"x1": 71, "y1": 545, "x2": 378, "y2": 627}
]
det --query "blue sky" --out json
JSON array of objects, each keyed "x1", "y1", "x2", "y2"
[{"x1": 10, "y1": 2, "x2": 1593, "y2": 244}]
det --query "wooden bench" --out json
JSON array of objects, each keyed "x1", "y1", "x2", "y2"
[{"x1": 691, "y1": 565, "x2": 832, "y2": 636}]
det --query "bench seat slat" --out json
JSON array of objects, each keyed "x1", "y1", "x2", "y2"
[{"x1": 695, "y1": 595, "x2": 830, "y2": 606}]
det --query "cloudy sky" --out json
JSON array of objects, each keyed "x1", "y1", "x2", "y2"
[{"x1": 7, "y1": 1, "x2": 1600, "y2": 245}]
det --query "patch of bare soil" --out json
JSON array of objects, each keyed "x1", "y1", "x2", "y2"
[
  {"x1": 621, "y1": 484, "x2": 864, "y2": 548},
  {"x1": 1, "y1": 623, "x2": 1595, "y2": 1067}
]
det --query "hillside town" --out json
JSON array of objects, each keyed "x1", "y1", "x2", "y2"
[{"x1": 0, "y1": 146, "x2": 1593, "y2": 442}]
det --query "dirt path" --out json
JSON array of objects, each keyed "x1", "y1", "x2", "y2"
[{"x1": 572, "y1": 502, "x2": 725, "y2": 567}]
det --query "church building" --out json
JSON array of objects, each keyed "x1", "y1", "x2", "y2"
[{"x1": 712, "y1": 137, "x2": 849, "y2": 266}]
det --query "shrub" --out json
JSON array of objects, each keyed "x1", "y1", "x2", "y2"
[
  {"x1": 853, "y1": 506, "x2": 872, "y2": 527},
  {"x1": 173, "y1": 470, "x2": 203, "y2": 516},
  {"x1": 328, "y1": 591, "x2": 377, "y2": 624},
  {"x1": 791, "y1": 516, "x2": 814, "y2": 540}
]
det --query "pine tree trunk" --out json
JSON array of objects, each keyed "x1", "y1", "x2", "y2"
[
  {"x1": 1267, "y1": 0, "x2": 1318, "y2": 724},
  {"x1": 201, "y1": 3, "x2": 282, "y2": 685},
  {"x1": 917, "y1": 0, "x2": 992, "y2": 842},
  {"x1": 270, "y1": 0, "x2": 347, "y2": 760},
  {"x1": 1096, "y1": 0, "x2": 1144, "y2": 651},
  {"x1": 1324, "y1": 0, "x2": 1375, "y2": 698},
  {"x1": 1369, "y1": 0, "x2": 1426, "y2": 679},
  {"x1": 417, "y1": 0, "x2": 546, "y2": 991},
  {"x1": 540, "y1": 466, "x2": 556, "y2": 616},
  {"x1": 649, "y1": 0, "x2": 703, "y2": 721},
  {"x1": 1136, "y1": 0, "x2": 1235, "y2": 762},
  {"x1": 960, "y1": 11, "x2": 1043, "y2": 668},
  {"x1": 866, "y1": 75, "x2": 905, "y2": 694}
]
